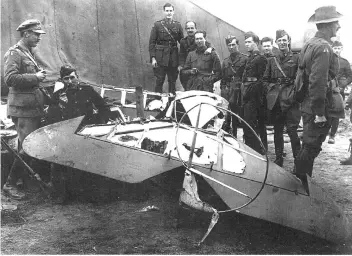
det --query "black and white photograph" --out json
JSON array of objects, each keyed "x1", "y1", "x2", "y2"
[{"x1": 1, "y1": 0, "x2": 352, "y2": 254}]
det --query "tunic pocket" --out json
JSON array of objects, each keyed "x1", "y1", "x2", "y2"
[
  {"x1": 285, "y1": 63, "x2": 298, "y2": 77},
  {"x1": 23, "y1": 60, "x2": 37, "y2": 73}
]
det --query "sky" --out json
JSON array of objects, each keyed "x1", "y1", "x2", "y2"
[{"x1": 190, "y1": 0, "x2": 352, "y2": 60}]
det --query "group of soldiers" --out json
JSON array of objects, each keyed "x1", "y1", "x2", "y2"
[
  {"x1": 149, "y1": 4, "x2": 352, "y2": 191},
  {"x1": 2, "y1": 4, "x2": 351, "y2": 201}
]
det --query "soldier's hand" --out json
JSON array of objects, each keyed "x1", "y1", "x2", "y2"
[
  {"x1": 151, "y1": 58, "x2": 158, "y2": 68},
  {"x1": 191, "y1": 68, "x2": 199, "y2": 75},
  {"x1": 178, "y1": 66, "x2": 183, "y2": 72},
  {"x1": 36, "y1": 70, "x2": 46, "y2": 81},
  {"x1": 314, "y1": 115, "x2": 327, "y2": 127}
]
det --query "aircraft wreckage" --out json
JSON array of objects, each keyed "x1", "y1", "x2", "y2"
[{"x1": 23, "y1": 89, "x2": 351, "y2": 244}]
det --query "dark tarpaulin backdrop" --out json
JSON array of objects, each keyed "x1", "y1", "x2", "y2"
[{"x1": 1, "y1": 0, "x2": 245, "y2": 93}]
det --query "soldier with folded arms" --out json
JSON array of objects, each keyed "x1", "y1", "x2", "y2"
[
  {"x1": 182, "y1": 30, "x2": 221, "y2": 92},
  {"x1": 178, "y1": 21, "x2": 212, "y2": 89}
]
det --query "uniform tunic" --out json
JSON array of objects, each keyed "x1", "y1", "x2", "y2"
[
  {"x1": 263, "y1": 51, "x2": 301, "y2": 160},
  {"x1": 149, "y1": 19, "x2": 183, "y2": 93},
  {"x1": 149, "y1": 19, "x2": 183, "y2": 67},
  {"x1": 336, "y1": 56, "x2": 352, "y2": 99},
  {"x1": 183, "y1": 47, "x2": 221, "y2": 92},
  {"x1": 221, "y1": 52, "x2": 247, "y2": 105},
  {"x1": 220, "y1": 52, "x2": 247, "y2": 137},
  {"x1": 179, "y1": 36, "x2": 211, "y2": 67},
  {"x1": 295, "y1": 31, "x2": 339, "y2": 177},
  {"x1": 179, "y1": 36, "x2": 211, "y2": 87},
  {"x1": 4, "y1": 43, "x2": 45, "y2": 118},
  {"x1": 241, "y1": 50, "x2": 267, "y2": 153},
  {"x1": 46, "y1": 81, "x2": 111, "y2": 125}
]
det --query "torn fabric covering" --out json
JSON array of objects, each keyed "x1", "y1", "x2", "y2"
[
  {"x1": 1, "y1": 0, "x2": 245, "y2": 93},
  {"x1": 165, "y1": 90, "x2": 229, "y2": 127},
  {"x1": 179, "y1": 170, "x2": 219, "y2": 244}
]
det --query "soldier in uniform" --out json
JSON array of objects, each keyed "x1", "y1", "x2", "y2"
[
  {"x1": 2, "y1": 19, "x2": 47, "y2": 200},
  {"x1": 332, "y1": 41, "x2": 352, "y2": 100},
  {"x1": 46, "y1": 65, "x2": 112, "y2": 203},
  {"x1": 149, "y1": 3, "x2": 184, "y2": 94},
  {"x1": 263, "y1": 30, "x2": 301, "y2": 167},
  {"x1": 220, "y1": 35, "x2": 248, "y2": 137},
  {"x1": 178, "y1": 21, "x2": 212, "y2": 89},
  {"x1": 46, "y1": 65, "x2": 111, "y2": 125},
  {"x1": 294, "y1": 6, "x2": 342, "y2": 190},
  {"x1": 262, "y1": 37, "x2": 280, "y2": 58},
  {"x1": 182, "y1": 30, "x2": 221, "y2": 92},
  {"x1": 261, "y1": 37, "x2": 275, "y2": 58},
  {"x1": 241, "y1": 32, "x2": 268, "y2": 154},
  {"x1": 327, "y1": 40, "x2": 352, "y2": 144}
]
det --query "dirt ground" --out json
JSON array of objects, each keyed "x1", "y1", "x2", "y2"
[{"x1": 1, "y1": 112, "x2": 352, "y2": 255}]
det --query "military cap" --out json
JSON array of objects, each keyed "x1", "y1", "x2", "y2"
[
  {"x1": 225, "y1": 35, "x2": 238, "y2": 45},
  {"x1": 60, "y1": 65, "x2": 76, "y2": 78},
  {"x1": 276, "y1": 29, "x2": 291, "y2": 41},
  {"x1": 308, "y1": 6, "x2": 342, "y2": 24},
  {"x1": 332, "y1": 41, "x2": 343, "y2": 47},
  {"x1": 16, "y1": 19, "x2": 46, "y2": 34}
]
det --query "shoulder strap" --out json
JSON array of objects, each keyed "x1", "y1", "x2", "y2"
[
  {"x1": 16, "y1": 45, "x2": 52, "y2": 99},
  {"x1": 273, "y1": 57, "x2": 287, "y2": 78},
  {"x1": 16, "y1": 46, "x2": 41, "y2": 71},
  {"x1": 160, "y1": 21, "x2": 176, "y2": 43},
  {"x1": 228, "y1": 59, "x2": 237, "y2": 75}
]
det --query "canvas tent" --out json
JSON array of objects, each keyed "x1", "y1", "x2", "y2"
[{"x1": 1, "y1": 0, "x2": 245, "y2": 93}]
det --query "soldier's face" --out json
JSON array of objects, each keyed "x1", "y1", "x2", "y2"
[
  {"x1": 330, "y1": 21, "x2": 341, "y2": 37},
  {"x1": 25, "y1": 31, "x2": 42, "y2": 48},
  {"x1": 62, "y1": 71, "x2": 78, "y2": 86},
  {"x1": 276, "y1": 35, "x2": 289, "y2": 51},
  {"x1": 164, "y1": 6, "x2": 174, "y2": 19},
  {"x1": 227, "y1": 39, "x2": 239, "y2": 53},
  {"x1": 185, "y1": 22, "x2": 196, "y2": 36},
  {"x1": 262, "y1": 41, "x2": 273, "y2": 54},
  {"x1": 244, "y1": 37, "x2": 257, "y2": 52},
  {"x1": 333, "y1": 46, "x2": 343, "y2": 55},
  {"x1": 195, "y1": 33, "x2": 206, "y2": 47}
]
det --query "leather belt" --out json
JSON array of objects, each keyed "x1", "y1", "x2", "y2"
[
  {"x1": 272, "y1": 77, "x2": 294, "y2": 84},
  {"x1": 244, "y1": 77, "x2": 257, "y2": 82},
  {"x1": 156, "y1": 42, "x2": 177, "y2": 47},
  {"x1": 230, "y1": 76, "x2": 241, "y2": 82}
]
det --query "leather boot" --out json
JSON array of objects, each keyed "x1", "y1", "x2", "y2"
[
  {"x1": 2, "y1": 158, "x2": 25, "y2": 200},
  {"x1": 328, "y1": 135, "x2": 335, "y2": 144},
  {"x1": 340, "y1": 138, "x2": 352, "y2": 165},
  {"x1": 293, "y1": 158, "x2": 310, "y2": 195},
  {"x1": 274, "y1": 155, "x2": 283, "y2": 167},
  {"x1": 288, "y1": 132, "x2": 301, "y2": 159},
  {"x1": 274, "y1": 133, "x2": 284, "y2": 167}
]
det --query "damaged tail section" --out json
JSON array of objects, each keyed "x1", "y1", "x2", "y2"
[{"x1": 179, "y1": 170, "x2": 219, "y2": 244}]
